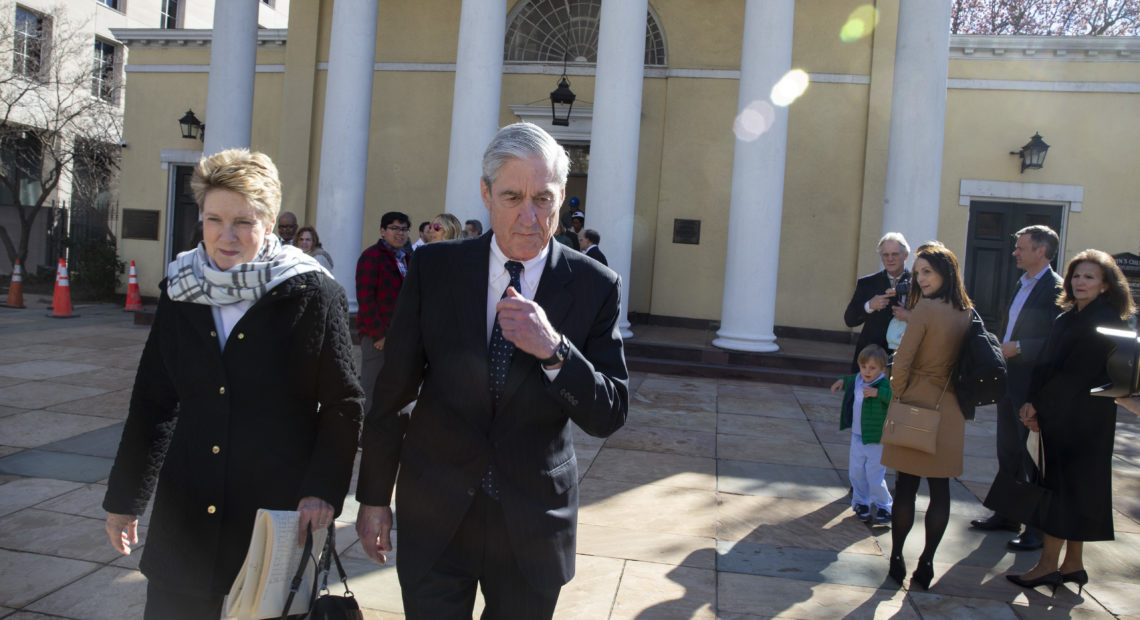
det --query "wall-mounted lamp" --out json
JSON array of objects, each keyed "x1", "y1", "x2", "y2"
[
  {"x1": 178, "y1": 109, "x2": 204, "y2": 142},
  {"x1": 550, "y1": 62, "x2": 576, "y2": 127},
  {"x1": 1010, "y1": 132, "x2": 1049, "y2": 173}
]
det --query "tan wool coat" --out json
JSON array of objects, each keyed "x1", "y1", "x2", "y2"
[{"x1": 881, "y1": 297, "x2": 972, "y2": 478}]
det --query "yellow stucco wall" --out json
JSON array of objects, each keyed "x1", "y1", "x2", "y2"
[{"x1": 111, "y1": 0, "x2": 1140, "y2": 339}]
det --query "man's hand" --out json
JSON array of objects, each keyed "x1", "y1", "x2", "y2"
[
  {"x1": 891, "y1": 305, "x2": 911, "y2": 321},
  {"x1": 374, "y1": 337, "x2": 386, "y2": 351},
  {"x1": 356, "y1": 504, "x2": 393, "y2": 564},
  {"x1": 496, "y1": 287, "x2": 561, "y2": 362},
  {"x1": 296, "y1": 496, "x2": 335, "y2": 546},
  {"x1": 868, "y1": 291, "x2": 894, "y2": 312},
  {"x1": 105, "y1": 513, "x2": 138, "y2": 555},
  {"x1": 1001, "y1": 341, "x2": 1018, "y2": 359},
  {"x1": 829, "y1": 379, "x2": 843, "y2": 394}
]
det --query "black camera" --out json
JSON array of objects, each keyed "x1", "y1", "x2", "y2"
[{"x1": 1092, "y1": 326, "x2": 1140, "y2": 397}]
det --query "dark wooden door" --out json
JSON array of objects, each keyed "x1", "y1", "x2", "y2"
[
  {"x1": 964, "y1": 201, "x2": 1063, "y2": 327},
  {"x1": 168, "y1": 165, "x2": 200, "y2": 262}
]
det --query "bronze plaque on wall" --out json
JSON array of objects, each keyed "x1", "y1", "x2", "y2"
[
  {"x1": 122, "y1": 209, "x2": 160, "y2": 240},
  {"x1": 673, "y1": 219, "x2": 700, "y2": 245}
]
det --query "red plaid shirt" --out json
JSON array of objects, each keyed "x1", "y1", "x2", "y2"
[{"x1": 355, "y1": 240, "x2": 407, "y2": 340}]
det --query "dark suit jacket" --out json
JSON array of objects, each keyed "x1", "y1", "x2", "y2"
[
  {"x1": 844, "y1": 269, "x2": 908, "y2": 370},
  {"x1": 585, "y1": 244, "x2": 608, "y2": 267},
  {"x1": 999, "y1": 267, "x2": 1063, "y2": 406},
  {"x1": 356, "y1": 235, "x2": 629, "y2": 591}
]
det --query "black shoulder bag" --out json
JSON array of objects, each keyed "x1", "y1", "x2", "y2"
[{"x1": 281, "y1": 524, "x2": 363, "y2": 620}]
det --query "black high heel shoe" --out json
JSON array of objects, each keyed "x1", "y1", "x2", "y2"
[
  {"x1": 911, "y1": 559, "x2": 934, "y2": 590},
  {"x1": 1061, "y1": 569, "x2": 1089, "y2": 595},
  {"x1": 1006, "y1": 571, "x2": 1062, "y2": 593},
  {"x1": 888, "y1": 555, "x2": 905, "y2": 586}
]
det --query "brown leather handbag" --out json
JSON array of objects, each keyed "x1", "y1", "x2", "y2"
[{"x1": 881, "y1": 380, "x2": 948, "y2": 454}]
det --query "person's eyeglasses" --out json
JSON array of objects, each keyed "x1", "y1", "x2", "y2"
[
  {"x1": 386, "y1": 226, "x2": 410, "y2": 233},
  {"x1": 431, "y1": 222, "x2": 442, "y2": 231}
]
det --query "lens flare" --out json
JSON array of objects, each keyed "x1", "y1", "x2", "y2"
[
  {"x1": 770, "y1": 69, "x2": 809, "y2": 107},
  {"x1": 840, "y1": 5, "x2": 880, "y2": 42},
  {"x1": 733, "y1": 100, "x2": 776, "y2": 142}
]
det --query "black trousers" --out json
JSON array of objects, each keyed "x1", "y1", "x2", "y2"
[
  {"x1": 144, "y1": 582, "x2": 223, "y2": 620},
  {"x1": 995, "y1": 397, "x2": 1033, "y2": 486},
  {"x1": 400, "y1": 490, "x2": 561, "y2": 620}
]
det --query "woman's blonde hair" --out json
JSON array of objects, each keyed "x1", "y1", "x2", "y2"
[
  {"x1": 190, "y1": 148, "x2": 282, "y2": 227},
  {"x1": 433, "y1": 213, "x2": 463, "y2": 241}
]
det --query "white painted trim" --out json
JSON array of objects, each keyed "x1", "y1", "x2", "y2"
[
  {"x1": 160, "y1": 148, "x2": 203, "y2": 169},
  {"x1": 111, "y1": 28, "x2": 287, "y2": 48},
  {"x1": 127, "y1": 64, "x2": 285, "y2": 73},
  {"x1": 959, "y1": 179, "x2": 1084, "y2": 212},
  {"x1": 950, "y1": 34, "x2": 1140, "y2": 62},
  {"x1": 949, "y1": 78, "x2": 1140, "y2": 93},
  {"x1": 508, "y1": 105, "x2": 594, "y2": 142}
]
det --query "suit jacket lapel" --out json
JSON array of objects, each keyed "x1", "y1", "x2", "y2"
[{"x1": 499, "y1": 240, "x2": 573, "y2": 410}]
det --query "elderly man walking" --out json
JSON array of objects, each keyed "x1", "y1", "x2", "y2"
[{"x1": 355, "y1": 122, "x2": 629, "y2": 619}]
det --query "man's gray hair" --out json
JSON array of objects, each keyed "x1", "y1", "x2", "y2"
[
  {"x1": 1015, "y1": 225, "x2": 1059, "y2": 260},
  {"x1": 481, "y1": 122, "x2": 570, "y2": 189},
  {"x1": 877, "y1": 232, "x2": 910, "y2": 255}
]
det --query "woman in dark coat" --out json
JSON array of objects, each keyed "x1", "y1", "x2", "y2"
[
  {"x1": 1009, "y1": 249, "x2": 1135, "y2": 594},
  {"x1": 102, "y1": 149, "x2": 364, "y2": 619}
]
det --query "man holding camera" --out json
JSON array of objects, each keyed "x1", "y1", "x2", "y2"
[{"x1": 844, "y1": 233, "x2": 910, "y2": 372}]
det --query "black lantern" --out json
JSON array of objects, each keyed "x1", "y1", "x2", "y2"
[
  {"x1": 178, "y1": 109, "x2": 203, "y2": 141},
  {"x1": 1011, "y1": 132, "x2": 1049, "y2": 173},
  {"x1": 550, "y1": 74, "x2": 575, "y2": 127}
]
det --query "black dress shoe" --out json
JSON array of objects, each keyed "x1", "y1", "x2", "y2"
[
  {"x1": 1061, "y1": 569, "x2": 1089, "y2": 595},
  {"x1": 970, "y1": 514, "x2": 1020, "y2": 532},
  {"x1": 1008, "y1": 531, "x2": 1044, "y2": 551}
]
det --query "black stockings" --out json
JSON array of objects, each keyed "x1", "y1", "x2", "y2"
[{"x1": 890, "y1": 472, "x2": 950, "y2": 563}]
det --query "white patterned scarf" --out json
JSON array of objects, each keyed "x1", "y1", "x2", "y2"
[{"x1": 166, "y1": 234, "x2": 325, "y2": 306}]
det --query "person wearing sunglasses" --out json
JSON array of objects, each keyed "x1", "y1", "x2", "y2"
[
  {"x1": 355, "y1": 211, "x2": 412, "y2": 415},
  {"x1": 427, "y1": 213, "x2": 463, "y2": 242}
]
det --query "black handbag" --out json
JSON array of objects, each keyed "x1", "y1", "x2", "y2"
[
  {"x1": 982, "y1": 433, "x2": 1051, "y2": 525},
  {"x1": 281, "y1": 524, "x2": 363, "y2": 620}
]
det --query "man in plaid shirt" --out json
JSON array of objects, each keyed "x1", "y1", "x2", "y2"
[{"x1": 356, "y1": 211, "x2": 411, "y2": 413}]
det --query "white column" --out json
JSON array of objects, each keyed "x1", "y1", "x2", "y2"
[
  {"x1": 881, "y1": 0, "x2": 951, "y2": 245},
  {"x1": 585, "y1": 0, "x2": 648, "y2": 338},
  {"x1": 315, "y1": 0, "x2": 379, "y2": 310},
  {"x1": 712, "y1": 0, "x2": 795, "y2": 353},
  {"x1": 202, "y1": 1, "x2": 259, "y2": 156},
  {"x1": 444, "y1": 0, "x2": 505, "y2": 230}
]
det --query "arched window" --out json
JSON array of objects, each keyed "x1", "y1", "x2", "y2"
[{"x1": 505, "y1": 0, "x2": 666, "y2": 67}]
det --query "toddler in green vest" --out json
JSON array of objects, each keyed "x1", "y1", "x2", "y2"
[{"x1": 831, "y1": 344, "x2": 893, "y2": 525}]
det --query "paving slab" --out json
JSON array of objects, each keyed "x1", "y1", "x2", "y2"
[
  {"x1": 584, "y1": 447, "x2": 716, "y2": 490},
  {"x1": 0, "y1": 361, "x2": 102, "y2": 381},
  {"x1": 627, "y1": 404, "x2": 717, "y2": 432},
  {"x1": 48, "y1": 388, "x2": 132, "y2": 419},
  {"x1": 577, "y1": 523, "x2": 715, "y2": 569},
  {"x1": 554, "y1": 554, "x2": 625, "y2": 620},
  {"x1": 0, "y1": 449, "x2": 113, "y2": 483},
  {"x1": 610, "y1": 560, "x2": 716, "y2": 619},
  {"x1": 50, "y1": 367, "x2": 137, "y2": 390},
  {"x1": 0, "y1": 509, "x2": 130, "y2": 563},
  {"x1": 0, "y1": 477, "x2": 84, "y2": 517},
  {"x1": 0, "y1": 549, "x2": 99, "y2": 608},
  {"x1": 717, "y1": 494, "x2": 881, "y2": 555},
  {"x1": 37, "y1": 423, "x2": 124, "y2": 458},
  {"x1": 0, "y1": 382, "x2": 110, "y2": 410},
  {"x1": 604, "y1": 424, "x2": 715, "y2": 458},
  {"x1": 579, "y1": 478, "x2": 717, "y2": 538},
  {"x1": 718, "y1": 459, "x2": 846, "y2": 502},
  {"x1": 717, "y1": 572, "x2": 915, "y2": 619},
  {"x1": 717, "y1": 540, "x2": 893, "y2": 590},
  {"x1": 0, "y1": 411, "x2": 120, "y2": 449},
  {"x1": 24, "y1": 566, "x2": 147, "y2": 620}
]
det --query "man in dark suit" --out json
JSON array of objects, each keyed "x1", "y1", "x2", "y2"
[
  {"x1": 971, "y1": 225, "x2": 1063, "y2": 551},
  {"x1": 579, "y1": 228, "x2": 608, "y2": 266},
  {"x1": 844, "y1": 233, "x2": 910, "y2": 371},
  {"x1": 354, "y1": 122, "x2": 629, "y2": 619}
]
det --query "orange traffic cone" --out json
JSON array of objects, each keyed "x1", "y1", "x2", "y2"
[
  {"x1": 49, "y1": 258, "x2": 77, "y2": 318},
  {"x1": 124, "y1": 260, "x2": 142, "y2": 311},
  {"x1": 4, "y1": 259, "x2": 25, "y2": 308}
]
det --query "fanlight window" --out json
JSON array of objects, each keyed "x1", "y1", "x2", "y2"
[{"x1": 505, "y1": 0, "x2": 666, "y2": 66}]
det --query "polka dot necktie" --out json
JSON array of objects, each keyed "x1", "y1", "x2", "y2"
[{"x1": 482, "y1": 260, "x2": 523, "y2": 500}]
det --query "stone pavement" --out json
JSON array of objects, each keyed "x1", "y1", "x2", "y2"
[{"x1": 2, "y1": 300, "x2": 1140, "y2": 619}]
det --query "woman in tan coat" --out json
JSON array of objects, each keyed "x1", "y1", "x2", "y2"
[{"x1": 882, "y1": 244, "x2": 972, "y2": 590}]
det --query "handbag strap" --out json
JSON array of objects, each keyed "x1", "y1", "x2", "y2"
[{"x1": 280, "y1": 528, "x2": 317, "y2": 620}]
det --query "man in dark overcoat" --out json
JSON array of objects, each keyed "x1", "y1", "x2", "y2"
[
  {"x1": 354, "y1": 122, "x2": 629, "y2": 619},
  {"x1": 971, "y1": 225, "x2": 1063, "y2": 551}
]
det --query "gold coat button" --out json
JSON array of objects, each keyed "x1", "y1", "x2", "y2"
[
  {"x1": 207, "y1": 505, "x2": 216, "y2": 514},
  {"x1": 219, "y1": 386, "x2": 226, "y2": 395},
  {"x1": 237, "y1": 333, "x2": 244, "y2": 340},
  {"x1": 210, "y1": 330, "x2": 217, "y2": 337},
  {"x1": 211, "y1": 445, "x2": 220, "y2": 454}
]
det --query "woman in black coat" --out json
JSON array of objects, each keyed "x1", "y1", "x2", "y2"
[
  {"x1": 102, "y1": 149, "x2": 364, "y2": 619},
  {"x1": 1009, "y1": 249, "x2": 1135, "y2": 594}
]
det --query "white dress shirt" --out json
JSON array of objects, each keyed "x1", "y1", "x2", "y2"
[
  {"x1": 1003, "y1": 266, "x2": 1052, "y2": 344},
  {"x1": 486, "y1": 236, "x2": 560, "y2": 379}
]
